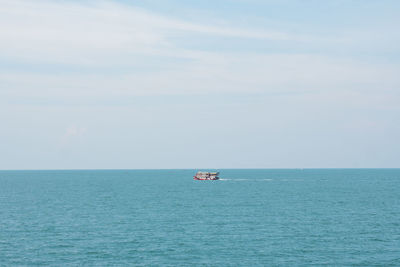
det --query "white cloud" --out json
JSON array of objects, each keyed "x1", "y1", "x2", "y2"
[
  {"x1": 0, "y1": 0, "x2": 399, "y2": 102},
  {"x1": 60, "y1": 125, "x2": 87, "y2": 146},
  {"x1": 1, "y1": 53, "x2": 399, "y2": 101},
  {"x1": 0, "y1": 0, "x2": 302, "y2": 66},
  {"x1": 64, "y1": 125, "x2": 87, "y2": 137}
]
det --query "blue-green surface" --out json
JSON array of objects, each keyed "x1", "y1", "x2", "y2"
[{"x1": 1, "y1": 169, "x2": 399, "y2": 266}]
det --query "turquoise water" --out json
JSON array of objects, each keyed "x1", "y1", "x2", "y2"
[{"x1": 1, "y1": 169, "x2": 399, "y2": 266}]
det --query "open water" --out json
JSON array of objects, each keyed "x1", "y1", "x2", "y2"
[{"x1": 1, "y1": 169, "x2": 400, "y2": 266}]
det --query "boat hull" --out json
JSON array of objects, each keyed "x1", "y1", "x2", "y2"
[{"x1": 193, "y1": 177, "x2": 219, "y2": 180}]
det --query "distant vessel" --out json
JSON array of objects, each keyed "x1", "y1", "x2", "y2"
[{"x1": 193, "y1": 171, "x2": 220, "y2": 180}]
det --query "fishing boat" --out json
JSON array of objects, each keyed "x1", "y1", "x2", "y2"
[{"x1": 193, "y1": 171, "x2": 220, "y2": 180}]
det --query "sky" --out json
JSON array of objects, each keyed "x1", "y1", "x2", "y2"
[{"x1": 0, "y1": 0, "x2": 399, "y2": 169}]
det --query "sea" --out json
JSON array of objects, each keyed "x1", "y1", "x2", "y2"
[{"x1": 1, "y1": 169, "x2": 399, "y2": 266}]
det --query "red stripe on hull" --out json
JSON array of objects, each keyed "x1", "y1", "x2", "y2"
[{"x1": 193, "y1": 177, "x2": 219, "y2": 180}]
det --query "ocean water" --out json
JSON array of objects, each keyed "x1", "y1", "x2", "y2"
[{"x1": 1, "y1": 169, "x2": 399, "y2": 266}]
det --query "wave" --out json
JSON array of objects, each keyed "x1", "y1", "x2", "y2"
[{"x1": 219, "y1": 178, "x2": 273, "y2": 181}]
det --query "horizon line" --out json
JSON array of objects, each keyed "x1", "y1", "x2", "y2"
[{"x1": 0, "y1": 167, "x2": 399, "y2": 171}]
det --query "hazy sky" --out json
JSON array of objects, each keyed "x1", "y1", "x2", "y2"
[{"x1": 1, "y1": 0, "x2": 399, "y2": 169}]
